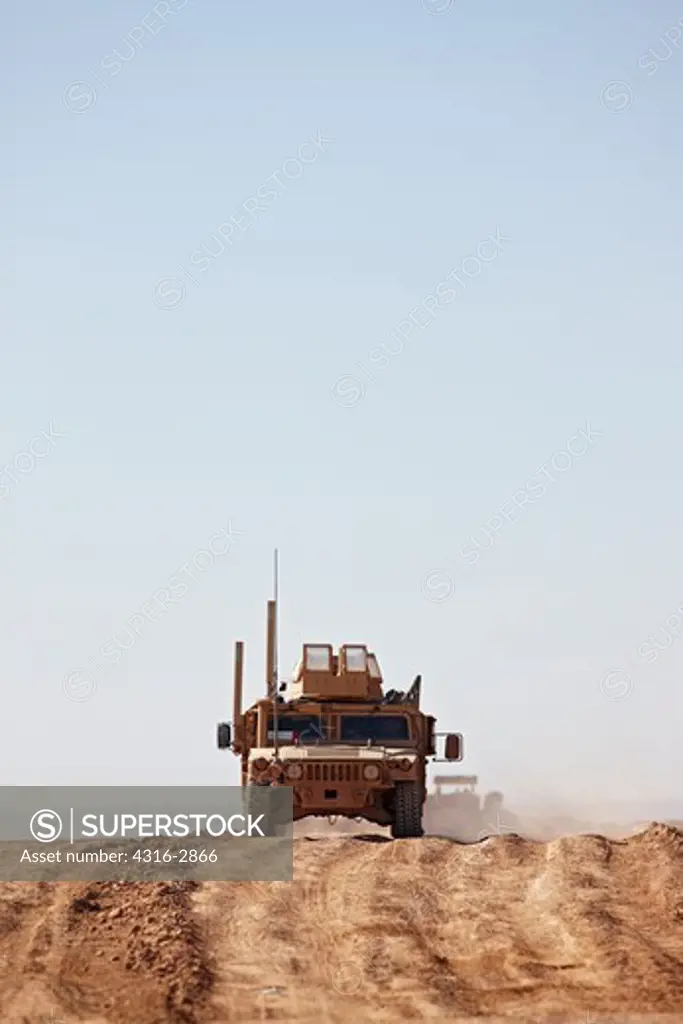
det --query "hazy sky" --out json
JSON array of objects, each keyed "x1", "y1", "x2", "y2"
[{"x1": 3, "y1": 0, "x2": 682, "y2": 809}]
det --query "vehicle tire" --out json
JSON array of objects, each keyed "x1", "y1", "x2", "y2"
[
  {"x1": 244, "y1": 782, "x2": 292, "y2": 837},
  {"x1": 391, "y1": 782, "x2": 424, "y2": 839},
  {"x1": 243, "y1": 782, "x2": 275, "y2": 836}
]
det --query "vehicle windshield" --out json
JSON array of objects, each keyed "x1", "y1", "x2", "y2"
[
  {"x1": 340, "y1": 715, "x2": 410, "y2": 742},
  {"x1": 267, "y1": 715, "x2": 325, "y2": 744}
]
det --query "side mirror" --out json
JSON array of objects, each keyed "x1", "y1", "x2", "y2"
[
  {"x1": 217, "y1": 722, "x2": 232, "y2": 750},
  {"x1": 444, "y1": 733, "x2": 463, "y2": 761}
]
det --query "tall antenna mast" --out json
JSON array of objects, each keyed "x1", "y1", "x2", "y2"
[{"x1": 272, "y1": 548, "x2": 279, "y2": 759}]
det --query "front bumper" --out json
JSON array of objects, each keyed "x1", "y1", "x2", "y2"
[{"x1": 246, "y1": 754, "x2": 420, "y2": 817}]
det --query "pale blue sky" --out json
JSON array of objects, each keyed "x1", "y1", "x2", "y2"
[{"x1": 3, "y1": 0, "x2": 682, "y2": 811}]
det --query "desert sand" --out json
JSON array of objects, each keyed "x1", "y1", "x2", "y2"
[{"x1": 0, "y1": 822, "x2": 681, "y2": 1023}]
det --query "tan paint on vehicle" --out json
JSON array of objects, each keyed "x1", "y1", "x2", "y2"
[{"x1": 217, "y1": 592, "x2": 464, "y2": 838}]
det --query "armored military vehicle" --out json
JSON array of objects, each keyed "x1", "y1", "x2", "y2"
[
  {"x1": 216, "y1": 592, "x2": 464, "y2": 838},
  {"x1": 423, "y1": 776, "x2": 520, "y2": 840}
]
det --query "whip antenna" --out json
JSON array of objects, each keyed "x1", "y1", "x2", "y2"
[{"x1": 272, "y1": 548, "x2": 279, "y2": 759}]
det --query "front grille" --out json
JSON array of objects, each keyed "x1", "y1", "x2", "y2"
[{"x1": 305, "y1": 762, "x2": 362, "y2": 783}]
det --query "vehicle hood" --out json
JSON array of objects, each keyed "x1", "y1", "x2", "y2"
[{"x1": 247, "y1": 745, "x2": 419, "y2": 761}]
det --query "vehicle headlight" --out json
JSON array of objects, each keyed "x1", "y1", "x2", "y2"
[
  {"x1": 400, "y1": 758, "x2": 412, "y2": 771},
  {"x1": 286, "y1": 763, "x2": 304, "y2": 780},
  {"x1": 363, "y1": 764, "x2": 380, "y2": 781}
]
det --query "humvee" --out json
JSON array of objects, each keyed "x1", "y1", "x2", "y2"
[
  {"x1": 423, "y1": 775, "x2": 521, "y2": 841},
  {"x1": 216, "y1": 597, "x2": 464, "y2": 838},
  {"x1": 423, "y1": 775, "x2": 482, "y2": 840}
]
